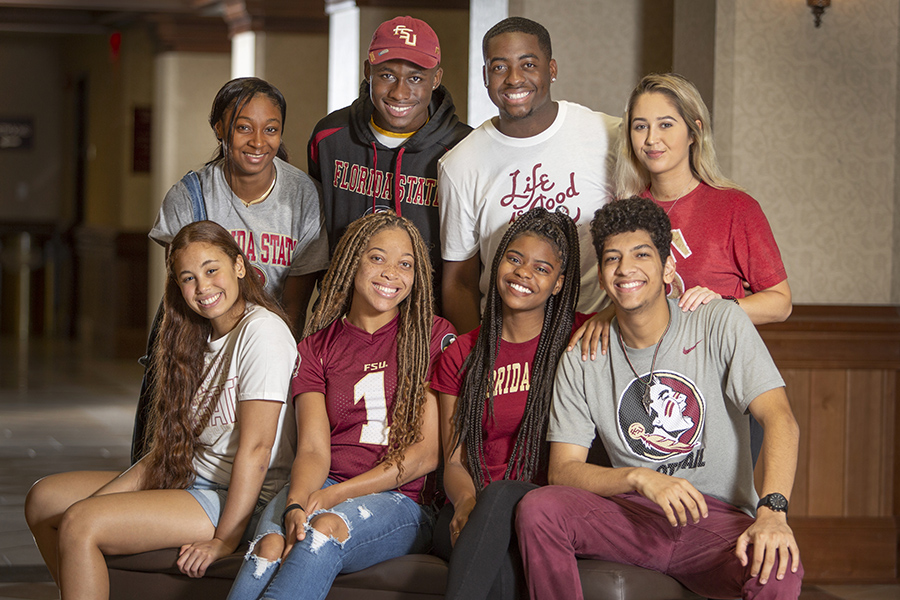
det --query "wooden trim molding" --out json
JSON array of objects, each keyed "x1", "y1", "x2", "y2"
[
  {"x1": 150, "y1": 15, "x2": 231, "y2": 53},
  {"x1": 756, "y1": 305, "x2": 900, "y2": 583},
  {"x1": 223, "y1": 0, "x2": 329, "y2": 35},
  {"x1": 758, "y1": 305, "x2": 900, "y2": 369}
]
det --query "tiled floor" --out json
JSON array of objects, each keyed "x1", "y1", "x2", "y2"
[
  {"x1": 0, "y1": 336, "x2": 138, "y2": 599},
  {"x1": 0, "y1": 335, "x2": 897, "y2": 600}
]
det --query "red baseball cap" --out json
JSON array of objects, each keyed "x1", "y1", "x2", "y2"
[{"x1": 368, "y1": 16, "x2": 441, "y2": 69}]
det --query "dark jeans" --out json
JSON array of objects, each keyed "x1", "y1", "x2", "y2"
[{"x1": 433, "y1": 480, "x2": 537, "y2": 600}]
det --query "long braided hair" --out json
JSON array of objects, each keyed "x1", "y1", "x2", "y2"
[
  {"x1": 305, "y1": 212, "x2": 434, "y2": 479},
  {"x1": 142, "y1": 221, "x2": 290, "y2": 490},
  {"x1": 452, "y1": 207, "x2": 580, "y2": 490}
]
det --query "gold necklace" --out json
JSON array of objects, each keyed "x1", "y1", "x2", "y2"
[
  {"x1": 241, "y1": 171, "x2": 277, "y2": 207},
  {"x1": 656, "y1": 179, "x2": 697, "y2": 215}
]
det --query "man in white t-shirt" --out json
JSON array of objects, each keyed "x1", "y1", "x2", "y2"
[{"x1": 438, "y1": 16, "x2": 620, "y2": 334}]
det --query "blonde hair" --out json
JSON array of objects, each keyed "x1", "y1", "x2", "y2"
[{"x1": 615, "y1": 73, "x2": 741, "y2": 198}]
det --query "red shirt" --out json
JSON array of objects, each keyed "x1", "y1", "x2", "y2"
[
  {"x1": 432, "y1": 313, "x2": 590, "y2": 486},
  {"x1": 643, "y1": 182, "x2": 787, "y2": 298},
  {"x1": 292, "y1": 314, "x2": 456, "y2": 502}
]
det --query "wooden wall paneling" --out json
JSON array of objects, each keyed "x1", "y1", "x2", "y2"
[
  {"x1": 806, "y1": 370, "x2": 847, "y2": 516},
  {"x1": 759, "y1": 305, "x2": 900, "y2": 582},
  {"x1": 845, "y1": 371, "x2": 889, "y2": 517},
  {"x1": 894, "y1": 372, "x2": 900, "y2": 517},
  {"x1": 790, "y1": 516, "x2": 899, "y2": 583},
  {"x1": 882, "y1": 371, "x2": 896, "y2": 517}
]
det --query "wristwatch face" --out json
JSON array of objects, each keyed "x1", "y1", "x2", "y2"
[{"x1": 760, "y1": 493, "x2": 788, "y2": 512}]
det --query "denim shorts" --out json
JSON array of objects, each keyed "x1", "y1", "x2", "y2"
[{"x1": 186, "y1": 474, "x2": 267, "y2": 541}]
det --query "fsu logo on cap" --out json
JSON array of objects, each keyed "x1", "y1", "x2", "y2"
[{"x1": 392, "y1": 25, "x2": 417, "y2": 46}]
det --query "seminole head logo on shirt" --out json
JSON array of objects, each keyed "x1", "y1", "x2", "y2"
[{"x1": 617, "y1": 371, "x2": 704, "y2": 462}]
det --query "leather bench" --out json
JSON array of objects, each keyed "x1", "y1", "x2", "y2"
[{"x1": 106, "y1": 548, "x2": 702, "y2": 600}]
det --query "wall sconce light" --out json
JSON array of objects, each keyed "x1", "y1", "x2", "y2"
[{"x1": 807, "y1": 0, "x2": 831, "y2": 28}]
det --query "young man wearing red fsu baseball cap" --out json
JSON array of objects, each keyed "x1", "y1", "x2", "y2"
[{"x1": 308, "y1": 16, "x2": 471, "y2": 312}]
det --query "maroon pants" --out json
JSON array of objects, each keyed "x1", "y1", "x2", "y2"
[{"x1": 515, "y1": 487, "x2": 803, "y2": 600}]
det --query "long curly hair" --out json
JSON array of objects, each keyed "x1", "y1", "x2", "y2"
[
  {"x1": 141, "y1": 221, "x2": 290, "y2": 490},
  {"x1": 453, "y1": 207, "x2": 580, "y2": 490},
  {"x1": 616, "y1": 73, "x2": 741, "y2": 198},
  {"x1": 305, "y1": 212, "x2": 434, "y2": 480}
]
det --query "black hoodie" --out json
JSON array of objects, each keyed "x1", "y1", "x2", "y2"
[{"x1": 308, "y1": 82, "x2": 471, "y2": 308}]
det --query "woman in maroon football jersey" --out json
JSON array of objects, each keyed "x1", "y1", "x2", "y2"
[
  {"x1": 228, "y1": 212, "x2": 455, "y2": 600},
  {"x1": 431, "y1": 207, "x2": 584, "y2": 600}
]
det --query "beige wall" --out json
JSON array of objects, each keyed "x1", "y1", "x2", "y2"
[
  {"x1": 61, "y1": 35, "x2": 125, "y2": 229},
  {"x1": 718, "y1": 0, "x2": 900, "y2": 304},
  {"x1": 148, "y1": 51, "x2": 231, "y2": 307},
  {"x1": 511, "y1": 0, "x2": 673, "y2": 116},
  {"x1": 257, "y1": 32, "x2": 329, "y2": 172},
  {"x1": 119, "y1": 27, "x2": 156, "y2": 231}
]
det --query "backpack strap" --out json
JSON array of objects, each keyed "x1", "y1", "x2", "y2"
[{"x1": 180, "y1": 171, "x2": 207, "y2": 221}]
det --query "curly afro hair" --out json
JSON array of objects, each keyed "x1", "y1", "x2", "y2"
[{"x1": 590, "y1": 196, "x2": 672, "y2": 265}]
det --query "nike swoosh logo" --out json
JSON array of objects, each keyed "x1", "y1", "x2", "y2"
[{"x1": 683, "y1": 340, "x2": 703, "y2": 355}]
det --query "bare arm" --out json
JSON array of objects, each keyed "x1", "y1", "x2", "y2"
[
  {"x1": 308, "y1": 385, "x2": 440, "y2": 511},
  {"x1": 280, "y1": 391, "x2": 334, "y2": 556},
  {"x1": 177, "y1": 399, "x2": 283, "y2": 577},
  {"x1": 439, "y1": 392, "x2": 479, "y2": 545},
  {"x1": 738, "y1": 279, "x2": 792, "y2": 325},
  {"x1": 549, "y1": 441, "x2": 708, "y2": 527},
  {"x1": 566, "y1": 303, "x2": 616, "y2": 360},
  {"x1": 679, "y1": 279, "x2": 792, "y2": 325},
  {"x1": 282, "y1": 272, "x2": 321, "y2": 339},
  {"x1": 736, "y1": 386, "x2": 801, "y2": 584},
  {"x1": 442, "y1": 255, "x2": 482, "y2": 335}
]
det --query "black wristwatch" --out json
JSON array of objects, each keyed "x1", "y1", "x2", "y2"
[{"x1": 757, "y1": 493, "x2": 788, "y2": 514}]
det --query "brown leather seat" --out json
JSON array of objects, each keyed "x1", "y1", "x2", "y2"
[{"x1": 106, "y1": 548, "x2": 702, "y2": 600}]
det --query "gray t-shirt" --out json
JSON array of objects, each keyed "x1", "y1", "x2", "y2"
[
  {"x1": 150, "y1": 157, "x2": 329, "y2": 299},
  {"x1": 549, "y1": 298, "x2": 784, "y2": 514}
]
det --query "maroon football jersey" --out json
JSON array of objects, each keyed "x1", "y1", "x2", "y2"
[
  {"x1": 292, "y1": 314, "x2": 456, "y2": 501},
  {"x1": 432, "y1": 312, "x2": 592, "y2": 486}
]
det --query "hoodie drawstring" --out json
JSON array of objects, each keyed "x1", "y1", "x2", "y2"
[
  {"x1": 393, "y1": 147, "x2": 405, "y2": 216},
  {"x1": 370, "y1": 141, "x2": 379, "y2": 215},
  {"x1": 370, "y1": 141, "x2": 405, "y2": 217}
]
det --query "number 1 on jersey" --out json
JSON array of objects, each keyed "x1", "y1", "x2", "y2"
[{"x1": 354, "y1": 371, "x2": 390, "y2": 445}]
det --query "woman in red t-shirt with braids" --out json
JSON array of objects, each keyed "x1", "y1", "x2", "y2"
[{"x1": 433, "y1": 207, "x2": 587, "y2": 600}]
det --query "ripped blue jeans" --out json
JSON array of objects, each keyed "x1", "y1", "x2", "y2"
[{"x1": 226, "y1": 479, "x2": 435, "y2": 600}]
